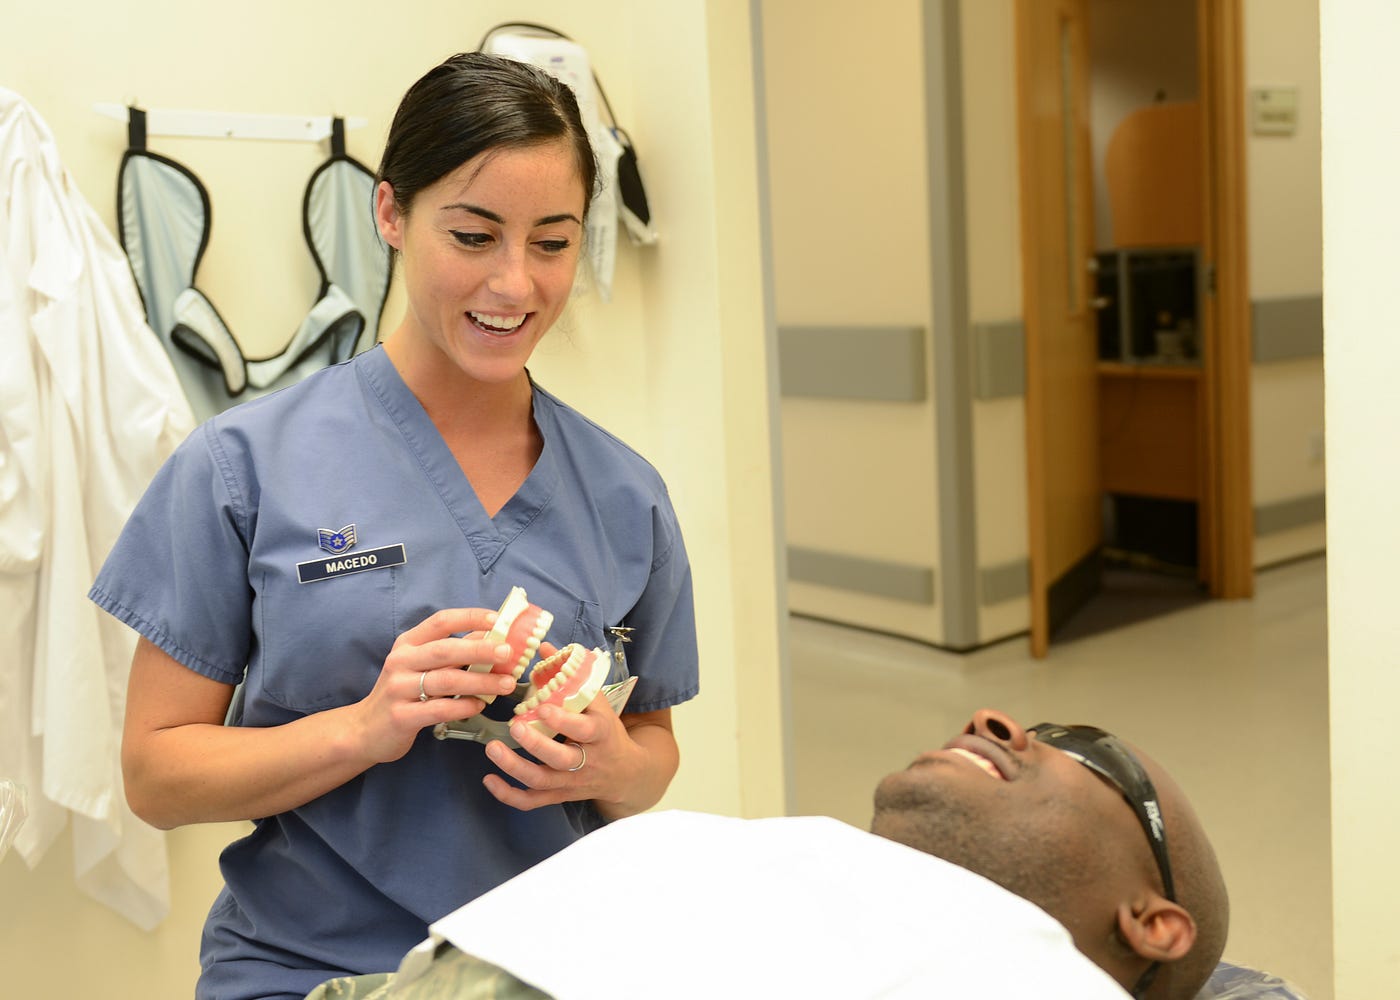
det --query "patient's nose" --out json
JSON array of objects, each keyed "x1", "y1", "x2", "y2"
[{"x1": 964, "y1": 709, "x2": 1030, "y2": 750}]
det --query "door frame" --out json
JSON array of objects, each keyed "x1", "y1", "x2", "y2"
[
  {"x1": 1019, "y1": 0, "x2": 1253, "y2": 656},
  {"x1": 1196, "y1": 0, "x2": 1254, "y2": 599}
]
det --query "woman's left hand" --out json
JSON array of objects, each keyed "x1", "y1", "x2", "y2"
[{"x1": 481, "y1": 699, "x2": 677, "y2": 820}]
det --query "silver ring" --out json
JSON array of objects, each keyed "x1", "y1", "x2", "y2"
[
  {"x1": 566, "y1": 742, "x2": 587, "y2": 772},
  {"x1": 418, "y1": 672, "x2": 430, "y2": 702}
]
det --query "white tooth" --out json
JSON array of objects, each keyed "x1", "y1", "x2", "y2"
[
  {"x1": 950, "y1": 747, "x2": 1002, "y2": 779},
  {"x1": 472, "y1": 311, "x2": 525, "y2": 330}
]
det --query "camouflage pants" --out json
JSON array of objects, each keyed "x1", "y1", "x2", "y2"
[{"x1": 305, "y1": 947, "x2": 552, "y2": 1000}]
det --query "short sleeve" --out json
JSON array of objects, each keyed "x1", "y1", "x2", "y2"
[
  {"x1": 88, "y1": 421, "x2": 253, "y2": 685},
  {"x1": 621, "y1": 502, "x2": 699, "y2": 714}
]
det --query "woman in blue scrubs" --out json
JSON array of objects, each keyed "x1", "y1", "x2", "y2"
[{"x1": 91, "y1": 53, "x2": 699, "y2": 1000}]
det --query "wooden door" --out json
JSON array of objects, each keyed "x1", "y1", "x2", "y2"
[
  {"x1": 1197, "y1": 0, "x2": 1254, "y2": 598},
  {"x1": 1016, "y1": 0, "x2": 1100, "y2": 657}
]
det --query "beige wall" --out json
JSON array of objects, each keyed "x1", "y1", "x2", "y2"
[
  {"x1": 1245, "y1": 0, "x2": 1323, "y2": 301},
  {"x1": 765, "y1": 0, "x2": 948, "y2": 644},
  {"x1": 1245, "y1": 0, "x2": 1326, "y2": 567},
  {"x1": 1321, "y1": 3, "x2": 1399, "y2": 996},
  {"x1": 962, "y1": 0, "x2": 1031, "y2": 643},
  {"x1": 0, "y1": 0, "x2": 785, "y2": 995},
  {"x1": 1252, "y1": 357, "x2": 1326, "y2": 566}
]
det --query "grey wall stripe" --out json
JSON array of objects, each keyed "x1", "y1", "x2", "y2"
[
  {"x1": 925, "y1": 0, "x2": 980, "y2": 648},
  {"x1": 1253, "y1": 295, "x2": 1323, "y2": 363},
  {"x1": 777, "y1": 325, "x2": 927, "y2": 401},
  {"x1": 1255, "y1": 493, "x2": 1326, "y2": 535},
  {"x1": 749, "y1": 0, "x2": 796, "y2": 815},
  {"x1": 981, "y1": 559, "x2": 1031, "y2": 604},
  {"x1": 974, "y1": 320, "x2": 1026, "y2": 399},
  {"x1": 777, "y1": 319, "x2": 1025, "y2": 403},
  {"x1": 788, "y1": 546, "x2": 936, "y2": 604},
  {"x1": 789, "y1": 548, "x2": 1030, "y2": 607}
]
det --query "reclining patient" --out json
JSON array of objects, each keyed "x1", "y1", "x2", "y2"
[{"x1": 308, "y1": 709, "x2": 1230, "y2": 1000}]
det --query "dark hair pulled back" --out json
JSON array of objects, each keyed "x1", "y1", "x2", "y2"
[{"x1": 377, "y1": 51, "x2": 598, "y2": 218}]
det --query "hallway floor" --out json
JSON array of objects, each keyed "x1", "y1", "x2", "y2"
[{"x1": 788, "y1": 555, "x2": 1331, "y2": 999}]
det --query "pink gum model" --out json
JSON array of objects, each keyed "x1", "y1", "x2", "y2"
[
  {"x1": 468, "y1": 586, "x2": 553, "y2": 704},
  {"x1": 513, "y1": 644, "x2": 611, "y2": 738}
]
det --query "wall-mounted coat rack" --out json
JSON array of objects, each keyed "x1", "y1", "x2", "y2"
[{"x1": 93, "y1": 103, "x2": 366, "y2": 142}]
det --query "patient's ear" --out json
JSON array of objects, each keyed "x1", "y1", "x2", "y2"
[{"x1": 1116, "y1": 897, "x2": 1196, "y2": 962}]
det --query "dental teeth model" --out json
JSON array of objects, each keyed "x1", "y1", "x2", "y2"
[
  {"x1": 467, "y1": 586, "x2": 553, "y2": 703},
  {"x1": 512, "y1": 643, "x2": 612, "y2": 739},
  {"x1": 435, "y1": 586, "x2": 618, "y2": 747}
]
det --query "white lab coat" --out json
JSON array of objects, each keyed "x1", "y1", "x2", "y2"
[{"x1": 0, "y1": 88, "x2": 194, "y2": 929}]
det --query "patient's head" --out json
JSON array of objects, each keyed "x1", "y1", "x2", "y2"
[{"x1": 871, "y1": 709, "x2": 1228, "y2": 1000}]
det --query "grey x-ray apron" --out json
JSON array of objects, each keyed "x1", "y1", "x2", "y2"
[{"x1": 118, "y1": 111, "x2": 390, "y2": 421}]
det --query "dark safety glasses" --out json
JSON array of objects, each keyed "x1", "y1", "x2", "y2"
[{"x1": 1029, "y1": 722, "x2": 1174, "y2": 998}]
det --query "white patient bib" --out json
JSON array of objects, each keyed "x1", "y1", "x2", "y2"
[{"x1": 425, "y1": 810, "x2": 1131, "y2": 1000}]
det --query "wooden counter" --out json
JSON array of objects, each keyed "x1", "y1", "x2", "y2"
[{"x1": 1097, "y1": 362, "x2": 1202, "y2": 501}]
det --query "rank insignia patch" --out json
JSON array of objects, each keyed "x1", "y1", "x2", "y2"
[{"x1": 318, "y1": 524, "x2": 357, "y2": 555}]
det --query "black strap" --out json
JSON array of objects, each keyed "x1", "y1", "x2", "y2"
[
  {"x1": 127, "y1": 107, "x2": 147, "y2": 150},
  {"x1": 331, "y1": 117, "x2": 346, "y2": 157}
]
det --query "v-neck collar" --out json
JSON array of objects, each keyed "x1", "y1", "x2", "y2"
[{"x1": 357, "y1": 346, "x2": 558, "y2": 572}]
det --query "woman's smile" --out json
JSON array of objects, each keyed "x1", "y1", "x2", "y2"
[{"x1": 469, "y1": 311, "x2": 529, "y2": 335}]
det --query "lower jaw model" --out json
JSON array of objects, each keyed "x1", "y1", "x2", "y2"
[{"x1": 434, "y1": 587, "x2": 612, "y2": 748}]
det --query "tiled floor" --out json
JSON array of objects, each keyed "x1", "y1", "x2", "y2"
[{"x1": 787, "y1": 555, "x2": 1331, "y2": 1000}]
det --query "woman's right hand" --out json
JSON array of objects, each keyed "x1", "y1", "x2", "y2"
[
  {"x1": 122, "y1": 607, "x2": 518, "y2": 829},
  {"x1": 352, "y1": 607, "x2": 519, "y2": 765}
]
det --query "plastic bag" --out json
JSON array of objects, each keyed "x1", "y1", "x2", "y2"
[
  {"x1": 0, "y1": 779, "x2": 27, "y2": 862},
  {"x1": 1198, "y1": 960, "x2": 1311, "y2": 1000}
]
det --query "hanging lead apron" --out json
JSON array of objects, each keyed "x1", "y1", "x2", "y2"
[{"x1": 118, "y1": 111, "x2": 391, "y2": 421}]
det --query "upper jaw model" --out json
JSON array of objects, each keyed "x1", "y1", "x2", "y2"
[
  {"x1": 465, "y1": 586, "x2": 552, "y2": 704},
  {"x1": 435, "y1": 587, "x2": 611, "y2": 748}
]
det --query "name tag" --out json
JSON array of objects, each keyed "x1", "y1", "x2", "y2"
[{"x1": 296, "y1": 544, "x2": 407, "y2": 584}]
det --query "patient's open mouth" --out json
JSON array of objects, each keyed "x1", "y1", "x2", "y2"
[{"x1": 948, "y1": 747, "x2": 1006, "y2": 780}]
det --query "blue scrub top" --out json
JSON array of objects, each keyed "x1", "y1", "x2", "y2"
[{"x1": 90, "y1": 346, "x2": 699, "y2": 1000}]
